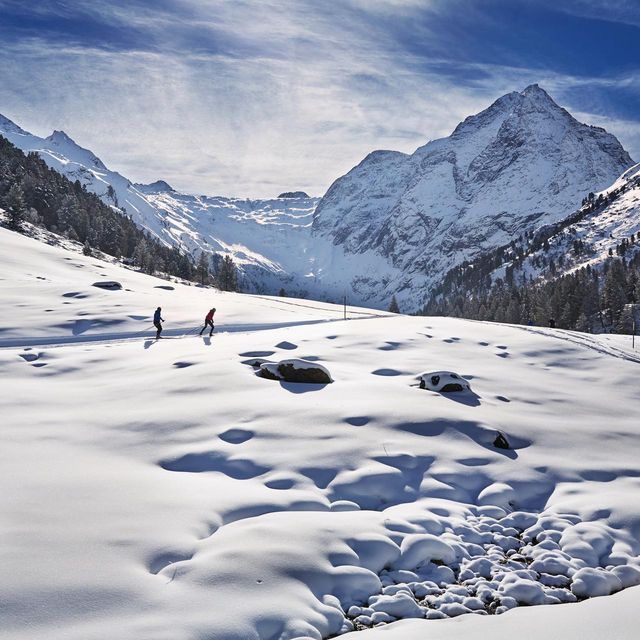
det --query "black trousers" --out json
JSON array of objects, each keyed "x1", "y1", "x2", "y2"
[
  {"x1": 200, "y1": 320, "x2": 214, "y2": 336},
  {"x1": 154, "y1": 321, "x2": 162, "y2": 338}
]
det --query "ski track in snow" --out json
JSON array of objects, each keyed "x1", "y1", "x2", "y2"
[
  {"x1": 1, "y1": 227, "x2": 640, "y2": 640},
  {"x1": 512, "y1": 325, "x2": 640, "y2": 365},
  {"x1": 0, "y1": 317, "x2": 386, "y2": 351}
]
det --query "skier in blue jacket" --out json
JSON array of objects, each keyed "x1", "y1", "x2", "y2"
[{"x1": 153, "y1": 307, "x2": 164, "y2": 339}]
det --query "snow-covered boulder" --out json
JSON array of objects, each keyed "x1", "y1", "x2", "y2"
[
  {"x1": 259, "y1": 358, "x2": 333, "y2": 384},
  {"x1": 418, "y1": 371, "x2": 470, "y2": 393},
  {"x1": 571, "y1": 567, "x2": 622, "y2": 598},
  {"x1": 258, "y1": 363, "x2": 282, "y2": 380},
  {"x1": 368, "y1": 592, "x2": 424, "y2": 618},
  {"x1": 394, "y1": 534, "x2": 457, "y2": 571},
  {"x1": 498, "y1": 574, "x2": 546, "y2": 605},
  {"x1": 92, "y1": 280, "x2": 122, "y2": 290},
  {"x1": 477, "y1": 482, "x2": 517, "y2": 510},
  {"x1": 611, "y1": 564, "x2": 640, "y2": 588}
]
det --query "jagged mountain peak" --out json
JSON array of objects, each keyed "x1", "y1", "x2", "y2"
[
  {"x1": 521, "y1": 82, "x2": 550, "y2": 97},
  {"x1": 449, "y1": 84, "x2": 577, "y2": 143},
  {"x1": 135, "y1": 180, "x2": 175, "y2": 194},
  {"x1": 47, "y1": 129, "x2": 74, "y2": 143}
]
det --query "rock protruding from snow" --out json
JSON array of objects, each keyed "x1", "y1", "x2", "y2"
[
  {"x1": 259, "y1": 358, "x2": 333, "y2": 384},
  {"x1": 91, "y1": 280, "x2": 122, "y2": 290},
  {"x1": 418, "y1": 371, "x2": 470, "y2": 392},
  {"x1": 493, "y1": 431, "x2": 511, "y2": 449}
]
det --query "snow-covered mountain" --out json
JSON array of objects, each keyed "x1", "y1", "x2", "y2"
[
  {"x1": 0, "y1": 113, "x2": 320, "y2": 293},
  {"x1": 311, "y1": 84, "x2": 634, "y2": 307},
  {"x1": 1, "y1": 85, "x2": 634, "y2": 309}
]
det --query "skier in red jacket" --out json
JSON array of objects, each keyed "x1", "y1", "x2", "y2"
[{"x1": 199, "y1": 308, "x2": 216, "y2": 336}]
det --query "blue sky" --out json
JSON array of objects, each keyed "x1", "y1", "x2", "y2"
[{"x1": 1, "y1": 0, "x2": 639, "y2": 197}]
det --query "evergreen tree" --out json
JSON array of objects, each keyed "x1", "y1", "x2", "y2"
[
  {"x1": 216, "y1": 255, "x2": 238, "y2": 291},
  {"x1": 575, "y1": 312, "x2": 591, "y2": 333},
  {"x1": 6, "y1": 183, "x2": 26, "y2": 230},
  {"x1": 196, "y1": 252, "x2": 210, "y2": 285},
  {"x1": 133, "y1": 239, "x2": 149, "y2": 270},
  {"x1": 388, "y1": 295, "x2": 400, "y2": 313},
  {"x1": 616, "y1": 306, "x2": 635, "y2": 334},
  {"x1": 57, "y1": 194, "x2": 80, "y2": 234},
  {"x1": 603, "y1": 260, "x2": 627, "y2": 325}
]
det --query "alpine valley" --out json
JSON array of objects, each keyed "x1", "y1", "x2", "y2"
[{"x1": 0, "y1": 84, "x2": 634, "y2": 311}]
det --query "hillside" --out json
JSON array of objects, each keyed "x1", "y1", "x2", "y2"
[
  {"x1": 425, "y1": 164, "x2": 640, "y2": 332},
  {"x1": 1, "y1": 225, "x2": 640, "y2": 640}
]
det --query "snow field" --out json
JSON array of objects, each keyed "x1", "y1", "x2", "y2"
[{"x1": 1, "y1": 227, "x2": 640, "y2": 639}]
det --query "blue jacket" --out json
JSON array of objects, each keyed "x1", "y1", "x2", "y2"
[{"x1": 154, "y1": 309, "x2": 162, "y2": 323}]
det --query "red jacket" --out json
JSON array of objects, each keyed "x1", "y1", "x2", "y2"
[{"x1": 205, "y1": 310, "x2": 215, "y2": 322}]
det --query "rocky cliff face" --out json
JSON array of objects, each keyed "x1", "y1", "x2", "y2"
[{"x1": 311, "y1": 85, "x2": 634, "y2": 308}]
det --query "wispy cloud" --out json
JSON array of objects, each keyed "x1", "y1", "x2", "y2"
[{"x1": 0, "y1": 0, "x2": 638, "y2": 196}]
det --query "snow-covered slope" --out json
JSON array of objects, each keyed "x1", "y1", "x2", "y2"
[
  {"x1": 506, "y1": 162, "x2": 640, "y2": 283},
  {"x1": 1, "y1": 225, "x2": 640, "y2": 640},
  {"x1": 312, "y1": 85, "x2": 634, "y2": 308}
]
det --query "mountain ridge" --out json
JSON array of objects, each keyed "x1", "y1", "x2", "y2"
[{"x1": 1, "y1": 84, "x2": 634, "y2": 310}]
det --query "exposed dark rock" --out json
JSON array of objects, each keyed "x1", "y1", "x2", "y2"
[
  {"x1": 278, "y1": 191, "x2": 309, "y2": 199},
  {"x1": 494, "y1": 432, "x2": 511, "y2": 449},
  {"x1": 92, "y1": 280, "x2": 122, "y2": 290},
  {"x1": 277, "y1": 362, "x2": 332, "y2": 384},
  {"x1": 258, "y1": 359, "x2": 333, "y2": 384}
]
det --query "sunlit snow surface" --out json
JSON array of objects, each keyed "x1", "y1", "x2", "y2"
[{"x1": 1, "y1": 227, "x2": 639, "y2": 640}]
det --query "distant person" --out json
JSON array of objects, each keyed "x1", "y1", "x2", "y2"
[
  {"x1": 154, "y1": 307, "x2": 164, "y2": 339},
  {"x1": 548, "y1": 317, "x2": 556, "y2": 329},
  {"x1": 200, "y1": 308, "x2": 216, "y2": 337}
]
